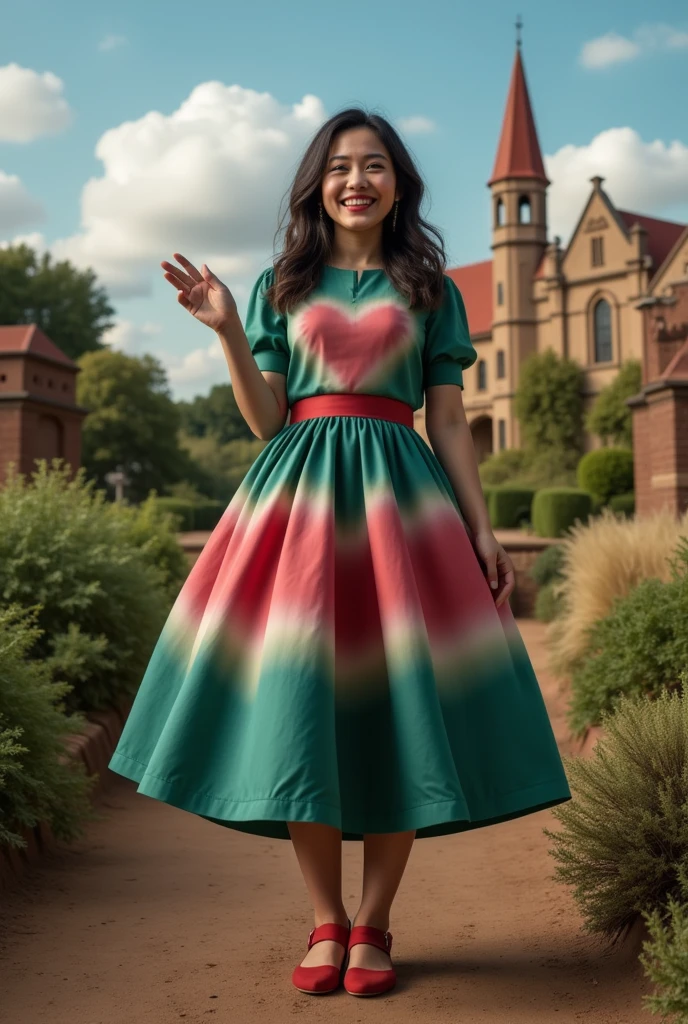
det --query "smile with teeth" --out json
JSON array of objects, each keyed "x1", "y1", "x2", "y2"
[{"x1": 341, "y1": 198, "x2": 375, "y2": 207}]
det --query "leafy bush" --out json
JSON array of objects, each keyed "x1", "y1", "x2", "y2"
[
  {"x1": 640, "y1": 864, "x2": 688, "y2": 1023},
  {"x1": 577, "y1": 447, "x2": 634, "y2": 505},
  {"x1": 488, "y1": 486, "x2": 536, "y2": 529},
  {"x1": 478, "y1": 446, "x2": 579, "y2": 490},
  {"x1": 0, "y1": 605, "x2": 95, "y2": 849},
  {"x1": 544, "y1": 685, "x2": 688, "y2": 943},
  {"x1": 192, "y1": 499, "x2": 225, "y2": 531},
  {"x1": 567, "y1": 535, "x2": 688, "y2": 736},
  {"x1": 546, "y1": 507, "x2": 688, "y2": 677},
  {"x1": 534, "y1": 581, "x2": 564, "y2": 622},
  {"x1": 0, "y1": 461, "x2": 186, "y2": 712},
  {"x1": 585, "y1": 359, "x2": 642, "y2": 448},
  {"x1": 530, "y1": 543, "x2": 565, "y2": 587},
  {"x1": 532, "y1": 487, "x2": 593, "y2": 538},
  {"x1": 150, "y1": 496, "x2": 196, "y2": 531},
  {"x1": 609, "y1": 491, "x2": 635, "y2": 518},
  {"x1": 479, "y1": 448, "x2": 532, "y2": 486},
  {"x1": 514, "y1": 349, "x2": 585, "y2": 455}
]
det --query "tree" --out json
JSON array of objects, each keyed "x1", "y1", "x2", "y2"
[
  {"x1": 0, "y1": 243, "x2": 114, "y2": 361},
  {"x1": 177, "y1": 383, "x2": 255, "y2": 444},
  {"x1": 77, "y1": 349, "x2": 201, "y2": 502},
  {"x1": 585, "y1": 359, "x2": 642, "y2": 448},
  {"x1": 514, "y1": 349, "x2": 585, "y2": 455}
]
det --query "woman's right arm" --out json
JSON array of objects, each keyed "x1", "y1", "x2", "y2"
[{"x1": 214, "y1": 312, "x2": 288, "y2": 441}]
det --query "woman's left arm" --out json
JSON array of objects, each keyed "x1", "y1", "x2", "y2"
[{"x1": 424, "y1": 383, "x2": 515, "y2": 609}]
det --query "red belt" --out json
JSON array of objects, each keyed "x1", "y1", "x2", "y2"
[{"x1": 289, "y1": 394, "x2": 414, "y2": 428}]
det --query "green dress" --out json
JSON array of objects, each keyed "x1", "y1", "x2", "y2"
[{"x1": 108, "y1": 264, "x2": 571, "y2": 840}]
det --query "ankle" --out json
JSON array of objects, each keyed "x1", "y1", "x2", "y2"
[
  {"x1": 352, "y1": 912, "x2": 390, "y2": 932},
  {"x1": 313, "y1": 907, "x2": 349, "y2": 928}
]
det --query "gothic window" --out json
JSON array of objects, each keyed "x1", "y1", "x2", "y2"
[
  {"x1": 518, "y1": 195, "x2": 531, "y2": 224},
  {"x1": 495, "y1": 198, "x2": 505, "y2": 227},
  {"x1": 498, "y1": 419, "x2": 506, "y2": 450},
  {"x1": 477, "y1": 359, "x2": 487, "y2": 390},
  {"x1": 496, "y1": 350, "x2": 506, "y2": 378},
  {"x1": 591, "y1": 236, "x2": 605, "y2": 267},
  {"x1": 593, "y1": 299, "x2": 613, "y2": 362},
  {"x1": 497, "y1": 281, "x2": 504, "y2": 305}
]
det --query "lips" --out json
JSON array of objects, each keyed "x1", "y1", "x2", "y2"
[{"x1": 341, "y1": 198, "x2": 376, "y2": 208}]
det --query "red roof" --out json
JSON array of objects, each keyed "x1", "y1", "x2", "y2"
[
  {"x1": 447, "y1": 260, "x2": 493, "y2": 335},
  {"x1": 0, "y1": 324, "x2": 76, "y2": 367},
  {"x1": 489, "y1": 48, "x2": 548, "y2": 187},
  {"x1": 617, "y1": 211, "x2": 685, "y2": 274}
]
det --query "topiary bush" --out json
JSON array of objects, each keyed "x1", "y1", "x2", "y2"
[
  {"x1": 534, "y1": 581, "x2": 564, "y2": 622},
  {"x1": 577, "y1": 447, "x2": 634, "y2": 506},
  {"x1": 568, "y1": 534, "x2": 688, "y2": 736},
  {"x1": 544, "y1": 685, "x2": 688, "y2": 943},
  {"x1": 532, "y1": 487, "x2": 593, "y2": 538},
  {"x1": 487, "y1": 486, "x2": 536, "y2": 529},
  {"x1": 0, "y1": 605, "x2": 95, "y2": 849},
  {"x1": 640, "y1": 863, "x2": 688, "y2": 1022},
  {"x1": 0, "y1": 461, "x2": 186, "y2": 713},
  {"x1": 609, "y1": 491, "x2": 635, "y2": 518},
  {"x1": 149, "y1": 496, "x2": 196, "y2": 531},
  {"x1": 530, "y1": 542, "x2": 565, "y2": 587},
  {"x1": 192, "y1": 499, "x2": 226, "y2": 531}
]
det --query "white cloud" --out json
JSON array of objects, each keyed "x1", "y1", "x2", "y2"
[
  {"x1": 545, "y1": 127, "x2": 688, "y2": 243},
  {"x1": 0, "y1": 171, "x2": 45, "y2": 232},
  {"x1": 48, "y1": 84, "x2": 327, "y2": 298},
  {"x1": 161, "y1": 336, "x2": 228, "y2": 392},
  {"x1": 0, "y1": 63, "x2": 72, "y2": 142},
  {"x1": 102, "y1": 319, "x2": 163, "y2": 354},
  {"x1": 580, "y1": 23, "x2": 688, "y2": 69},
  {"x1": 397, "y1": 116, "x2": 436, "y2": 135},
  {"x1": 98, "y1": 34, "x2": 128, "y2": 52}
]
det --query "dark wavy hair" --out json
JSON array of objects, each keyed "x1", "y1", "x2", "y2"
[{"x1": 265, "y1": 106, "x2": 448, "y2": 315}]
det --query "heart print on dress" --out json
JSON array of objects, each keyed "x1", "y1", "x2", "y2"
[{"x1": 295, "y1": 300, "x2": 415, "y2": 392}]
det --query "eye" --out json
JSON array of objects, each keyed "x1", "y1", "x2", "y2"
[{"x1": 330, "y1": 162, "x2": 385, "y2": 172}]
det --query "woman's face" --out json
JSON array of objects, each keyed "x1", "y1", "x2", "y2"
[{"x1": 321, "y1": 126, "x2": 399, "y2": 232}]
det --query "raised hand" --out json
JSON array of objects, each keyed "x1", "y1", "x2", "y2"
[{"x1": 161, "y1": 253, "x2": 238, "y2": 332}]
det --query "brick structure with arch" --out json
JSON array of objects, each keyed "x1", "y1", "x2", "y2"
[{"x1": 0, "y1": 324, "x2": 87, "y2": 485}]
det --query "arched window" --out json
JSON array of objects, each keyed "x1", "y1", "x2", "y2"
[
  {"x1": 518, "y1": 195, "x2": 531, "y2": 224},
  {"x1": 495, "y1": 198, "x2": 505, "y2": 227},
  {"x1": 593, "y1": 299, "x2": 613, "y2": 362},
  {"x1": 477, "y1": 359, "x2": 487, "y2": 390}
]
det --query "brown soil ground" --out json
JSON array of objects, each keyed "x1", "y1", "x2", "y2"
[{"x1": 0, "y1": 620, "x2": 652, "y2": 1024}]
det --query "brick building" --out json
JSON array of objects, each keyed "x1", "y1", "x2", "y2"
[{"x1": 0, "y1": 324, "x2": 87, "y2": 485}]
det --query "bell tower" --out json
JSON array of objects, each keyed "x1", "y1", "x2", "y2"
[{"x1": 488, "y1": 23, "x2": 549, "y2": 450}]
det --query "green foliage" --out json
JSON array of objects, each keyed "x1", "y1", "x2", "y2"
[
  {"x1": 0, "y1": 242, "x2": 114, "y2": 361},
  {"x1": 478, "y1": 446, "x2": 579, "y2": 490},
  {"x1": 568, "y1": 536, "x2": 688, "y2": 736},
  {"x1": 534, "y1": 580, "x2": 564, "y2": 622},
  {"x1": 544, "y1": 686, "x2": 688, "y2": 943},
  {"x1": 609, "y1": 491, "x2": 635, "y2": 518},
  {"x1": 179, "y1": 432, "x2": 266, "y2": 502},
  {"x1": 479, "y1": 448, "x2": 532, "y2": 486},
  {"x1": 576, "y1": 447, "x2": 634, "y2": 505},
  {"x1": 177, "y1": 383, "x2": 255, "y2": 444},
  {"x1": 0, "y1": 605, "x2": 95, "y2": 849},
  {"x1": 150, "y1": 497, "x2": 196, "y2": 531},
  {"x1": 586, "y1": 359, "x2": 642, "y2": 448},
  {"x1": 529, "y1": 543, "x2": 565, "y2": 587},
  {"x1": 0, "y1": 461, "x2": 185, "y2": 712},
  {"x1": 193, "y1": 500, "x2": 225, "y2": 530},
  {"x1": 514, "y1": 349, "x2": 585, "y2": 455},
  {"x1": 640, "y1": 863, "x2": 688, "y2": 1023},
  {"x1": 77, "y1": 349, "x2": 200, "y2": 503},
  {"x1": 532, "y1": 487, "x2": 593, "y2": 538},
  {"x1": 149, "y1": 495, "x2": 225, "y2": 532},
  {"x1": 487, "y1": 486, "x2": 535, "y2": 529}
]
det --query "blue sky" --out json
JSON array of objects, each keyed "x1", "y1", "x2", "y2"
[{"x1": 1, "y1": 0, "x2": 687, "y2": 399}]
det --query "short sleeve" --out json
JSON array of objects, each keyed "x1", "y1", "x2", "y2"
[
  {"x1": 422, "y1": 275, "x2": 477, "y2": 390},
  {"x1": 243, "y1": 267, "x2": 290, "y2": 375}
]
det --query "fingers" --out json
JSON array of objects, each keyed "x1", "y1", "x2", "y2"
[
  {"x1": 172, "y1": 252, "x2": 203, "y2": 282},
  {"x1": 162, "y1": 269, "x2": 190, "y2": 293}
]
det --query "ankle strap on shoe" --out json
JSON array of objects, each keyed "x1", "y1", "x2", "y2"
[
  {"x1": 348, "y1": 925, "x2": 393, "y2": 954},
  {"x1": 307, "y1": 922, "x2": 351, "y2": 950}
]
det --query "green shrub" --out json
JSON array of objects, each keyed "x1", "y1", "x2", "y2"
[
  {"x1": 544, "y1": 685, "x2": 688, "y2": 943},
  {"x1": 532, "y1": 487, "x2": 593, "y2": 538},
  {"x1": 0, "y1": 605, "x2": 95, "y2": 849},
  {"x1": 640, "y1": 863, "x2": 688, "y2": 1022},
  {"x1": 192, "y1": 499, "x2": 225, "y2": 531},
  {"x1": 0, "y1": 461, "x2": 184, "y2": 713},
  {"x1": 529, "y1": 543, "x2": 565, "y2": 587},
  {"x1": 577, "y1": 447, "x2": 634, "y2": 505},
  {"x1": 534, "y1": 580, "x2": 564, "y2": 622},
  {"x1": 478, "y1": 446, "x2": 579, "y2": 490},
  {"x1": 609, "y1": 491, "x2": 635, "y2": 518},
  {"x1": 150, "y1": 496, "x2": 196, "y2": 531},
  {"x1": 568, "y1": 535, "x2": 688, "y2": 736},
  {"x1": 488, "y1": 486, "x2": 536, "y2": 529},
  {"x1": 478, "y1": 448, "x2": 532, "y2": 486}
]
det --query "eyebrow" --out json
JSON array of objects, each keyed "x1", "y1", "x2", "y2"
[{"x1": 327, "y1": 152, "x2": 388, "y2": 162}]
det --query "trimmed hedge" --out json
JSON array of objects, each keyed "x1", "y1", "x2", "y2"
[
  {"x1": 487, "y1": 486, "x2": 536, "y2": 529},
  {"x1": 577, "y1": 447, "x2": 634, "y2": 505},
  {"x1": 532, "y1": 487, "x2": 593, "y2": 538},
  {"x1": 608, "y1": 491, "x2": 635, "y2": 518},
  {"x1": 151, "y1": 497, "x2": 196, "y2": 531},
  {"x1": 151, "y1": 496, "x2": 225, "y2": 531}
]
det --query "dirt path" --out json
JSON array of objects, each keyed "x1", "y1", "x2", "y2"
[{"x1": 0, "y1": 621, "x2": 651, "y2": 1024}]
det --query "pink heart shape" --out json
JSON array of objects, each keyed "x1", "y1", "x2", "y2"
[{"x1": 297, "y1": 302, "x2": 413, "y2": 391}]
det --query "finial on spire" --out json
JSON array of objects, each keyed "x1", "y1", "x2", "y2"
[{"x1": 515, "y1": 14, "x2": 523, "y2": 49}]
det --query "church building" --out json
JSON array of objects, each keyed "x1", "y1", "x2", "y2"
[{"x1": 416, "y1": 42, "x2": 688, "y2": 462}]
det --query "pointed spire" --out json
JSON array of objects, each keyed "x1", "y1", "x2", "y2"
[{"x1": 488, "y1": 45, "x2": 548, "y2": 187}]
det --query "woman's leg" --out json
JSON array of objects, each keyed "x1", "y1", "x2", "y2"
[
  {"x1": 287, "y1": 821, "x2": 349, "y2": 968},
  {"x1": 349, "y1": 829, "x2": 416, "y2": 970}
]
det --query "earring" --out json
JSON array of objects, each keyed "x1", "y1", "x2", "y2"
[
  {"x1": 392, "y1": 200, "x2": 398, "y2": 232},
  {"x1": 319, "y1": 201, "x2": 323, "y2": 221}
]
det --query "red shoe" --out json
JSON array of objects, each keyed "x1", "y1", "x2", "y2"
[
  {"x1": 344, "y1": 924, "x2": 396, "y2": 996},
  {"x1": 291, "y1": 920, "x2": 351, "y2": 994}
]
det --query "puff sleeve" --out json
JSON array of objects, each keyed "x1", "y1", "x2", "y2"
[
  {"x1": 243, "y1": 266, "x2": 290, "y2": 375},
  {"x1": 422, "y1": 275, "x2": 477, "y2": 390}
]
